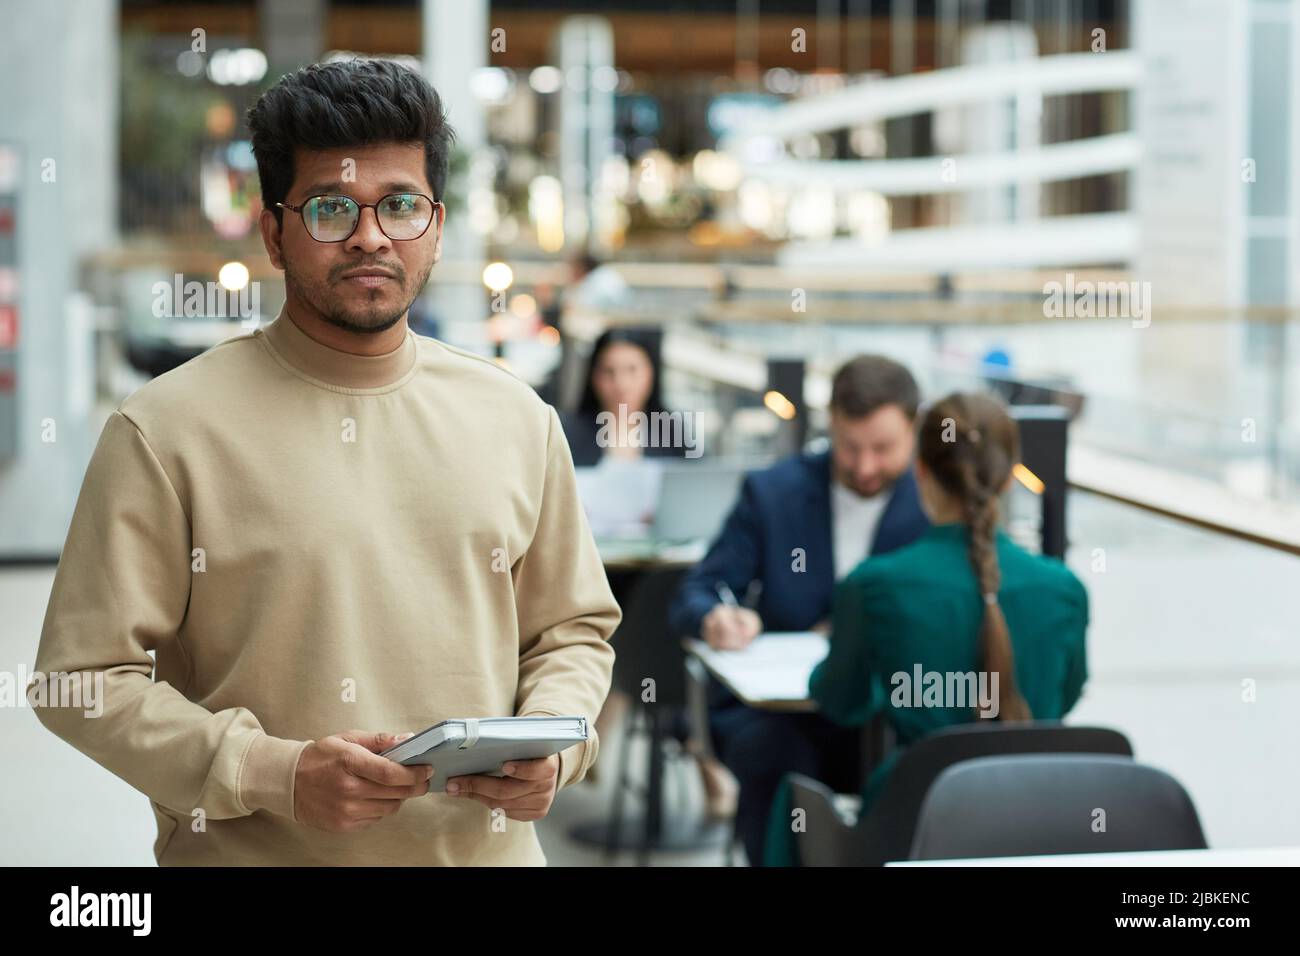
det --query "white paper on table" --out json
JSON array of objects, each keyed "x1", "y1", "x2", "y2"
[{"x1": 689, "y1": 632, "x2": 829, "y2": 704}]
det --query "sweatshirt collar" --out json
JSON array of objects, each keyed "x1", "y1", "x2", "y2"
[{"x1": 259, "y1": 307, "x2": 417, "y2": 391}]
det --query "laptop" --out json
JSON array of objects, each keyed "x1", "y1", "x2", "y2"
[
  {"x1": 650, "y1": 461, "x2": 747, "y2": 543},
  {"x1": 577, "y1": 459, "x2": 748, "y2": 554}
]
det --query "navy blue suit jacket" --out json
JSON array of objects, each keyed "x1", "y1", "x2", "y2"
[{"x1": 667, "y1": 450, "x2": 930, "y2": 641}]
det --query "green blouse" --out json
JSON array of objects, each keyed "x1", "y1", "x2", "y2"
[{"x1": 763, "y1": 522, "x2": 1089, "y2": 866}]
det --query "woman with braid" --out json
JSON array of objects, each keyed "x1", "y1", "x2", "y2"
[{"x1": 762, "y1": 391, "x2": 1089, "y2": 865}]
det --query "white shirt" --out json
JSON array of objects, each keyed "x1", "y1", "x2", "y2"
[{"x1": 830, "y1": 478, "x2": 893, "y2": 581}]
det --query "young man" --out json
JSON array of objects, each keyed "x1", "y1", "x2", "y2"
[
  {"x1": 668, "y1": 355, "x2": 930, "y2": 865},
  {"x1": 32, "y1": 59, "x2": 620, "y2": 865}
]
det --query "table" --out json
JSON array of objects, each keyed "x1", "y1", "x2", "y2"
[
  {"x1": 684, "y1": 631, "x2": 895, "y2": 816},
  {"x1": 682, "y1": 632, "x2": 828, "y2": 713},
  {"x1": 596, "y1": 537, "x2": 706, "y2": 572}
]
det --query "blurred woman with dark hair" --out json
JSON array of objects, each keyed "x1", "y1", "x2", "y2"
[
  {"x1": 562, "y1": 328, "x2": 691, "y2": 466},
  {"x1": 762, "y1": 391, "x2": 1089, "y2": 865}
]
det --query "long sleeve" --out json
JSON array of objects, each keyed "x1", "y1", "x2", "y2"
[
  {"x1": 512, "y1": 405, "x2": 621, "y2": 790},
  {"x1": 31, "y1": 411, "x2": 310, "y2": 822},
  {"x1": 809, "y1": 571, "x2": 882, "y2": 727},
  {"x1": 666, "y1": 474, "x2": 765, "y2": 638}
]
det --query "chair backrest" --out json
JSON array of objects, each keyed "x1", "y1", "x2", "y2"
[
  {"x1": 849, "y1": 722, "x2": 1133, "y2": 865},
  {"x1": 788, "y1": 773, "x2": 860, "y2": 866},
  {"x1": 909, "y1": 754, "x2": 1207, "y2": 860}
]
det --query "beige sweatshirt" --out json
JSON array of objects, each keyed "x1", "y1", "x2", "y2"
[{"x1": 32, "y1": 309, "x2": 621, "y2": 865}]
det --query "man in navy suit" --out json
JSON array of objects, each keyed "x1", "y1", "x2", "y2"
[{"x1": 668, "y1": 355, "x2": 930, "y2": 865}]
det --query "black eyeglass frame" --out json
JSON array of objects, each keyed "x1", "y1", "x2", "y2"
[{"x1": 275, "y1": 193, "x2": 444, "y2": 243}]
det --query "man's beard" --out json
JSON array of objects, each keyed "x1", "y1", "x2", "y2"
[
  {"x1": 835, "y1": 462, "x2": 898, "y2": 499},
  {"x1": 283, "y1": 257, "x2": 434, "y2": 335}
]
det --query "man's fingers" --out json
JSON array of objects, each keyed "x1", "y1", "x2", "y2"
[
  {"x1": 498, "y1": 757, "x2": 555, "y2": 782},
  {"x1": 719, "y1": 622, "x2": 748, "y2": 649},
  {"x1": 726, "y1": 608, "x2": 761, "y2": 644},
  {"x1": 339, "y1": 729, "x2": 412, "y2": 754},
  {"x1": 348, "y1": 745, "x2": 433, "y2": 788},
  {"x1": 458, "y1": 792, "x2": 553, "y2": 815},
  {"x1": 446, "y1": 773, "x2": 540, "y2": 801},
  {"x1": 708, "y1": 608, "x2": 743, "y2": 647},
  {"x1": 706, "y1": 606, "x2": 741, "y2": 643},
  {"x1": 349, "y1": 776, "x2": 431, "y2": 800}
]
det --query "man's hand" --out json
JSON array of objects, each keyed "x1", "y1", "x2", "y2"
[
  {"x1": 701, "y1": 604, "x2": 762, "y2": 651},
  {"x1": 293, "y1": 730, "x2": 433, "y2": 833},
  {"x1": 444, "y1": 754, "x2": 560, "y2": 822}
]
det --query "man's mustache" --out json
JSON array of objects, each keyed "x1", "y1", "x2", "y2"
[{"x1": 331, "y1": 262, "x2": 406, "y2": 281}]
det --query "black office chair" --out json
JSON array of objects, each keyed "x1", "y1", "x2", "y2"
[
  {"x1": 908, "y1": 754, "x2": 1207, "y2": 860},
  {"x1": 788, "y1": 721, "x2": 1133, "y2": 866}
]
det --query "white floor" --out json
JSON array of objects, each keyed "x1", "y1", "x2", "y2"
[{"x1": 2, "y1": 492, "x2": 1296, "y2": 865}]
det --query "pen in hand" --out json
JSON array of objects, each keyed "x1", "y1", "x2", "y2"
[{"x1": 707, "y1": 580, "x2": 761, "y2": 650}]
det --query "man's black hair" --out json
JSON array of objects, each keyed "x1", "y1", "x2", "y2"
[{"x1": 247, "y1": 58, "x2": 455, "y2": 225}]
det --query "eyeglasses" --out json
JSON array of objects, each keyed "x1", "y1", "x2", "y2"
[{"x1": 276, "y1": 193, "x2": 443, "y2": 243}]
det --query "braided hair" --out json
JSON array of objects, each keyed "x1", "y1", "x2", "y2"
[{"x1": 918, "y1": 393, "x2": 1032, "y2": 722}]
